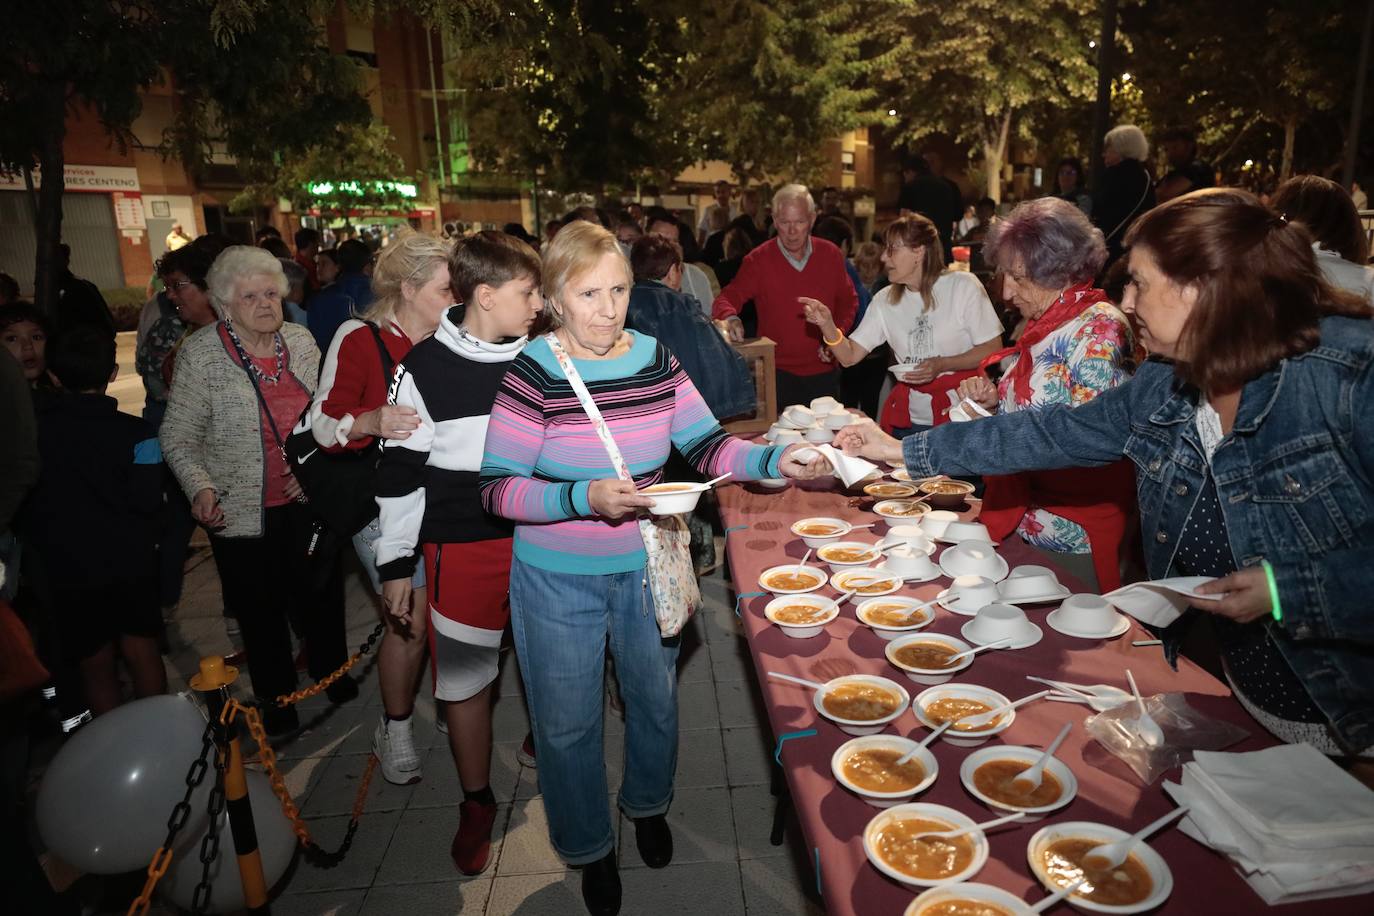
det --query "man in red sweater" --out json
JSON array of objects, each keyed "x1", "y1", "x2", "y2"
[{"x1": 712, "y1": 183, "x2": 857, "y2": 406}]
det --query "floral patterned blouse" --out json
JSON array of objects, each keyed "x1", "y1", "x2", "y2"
[{"x1": 996, "y1": 299, "x2": 1135, "y2": 553}]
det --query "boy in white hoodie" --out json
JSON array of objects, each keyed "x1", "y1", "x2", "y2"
[{"x1": 374, "y1": 231, "x2": 543, "y2": 874}]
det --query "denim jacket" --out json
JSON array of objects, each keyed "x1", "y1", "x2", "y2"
[{"x1": 904, "y1": 315, "x2": 1374, "y2": 752}]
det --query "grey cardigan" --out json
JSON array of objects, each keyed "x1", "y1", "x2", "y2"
[{"x1": 162, "y1": 321, "x2": 320, "y2": 538}]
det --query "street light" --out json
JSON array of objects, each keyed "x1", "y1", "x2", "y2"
[
  {"x1": 1244, "y1": 159, "x2": 1254, "y2": 168},
  {"x1": 1089, "y1": 40, "x2": 1096, "y2": 49},
  {"x1": 888, "y1": 108, "x2": 897, "y2": 117},
  {"x1": 1121, "y1": 72, "x2": 1132, "y2": 82}
]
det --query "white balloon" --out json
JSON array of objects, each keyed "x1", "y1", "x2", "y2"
[
  {"x1": 36, "y1": 695, "x2": 211, "y2": 874},
  {"x1": 161, "y1": 770, "x2": 298, "y2": 913}
]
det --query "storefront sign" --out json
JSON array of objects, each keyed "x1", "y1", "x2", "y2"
[
  {"x1": 112, "y1": 191, "x2": 147, "y2": 229},
  {"x1": 0, "y1": 164, "x2": 141, "y2": 193},
  {"x1": 305, "y1": 180, "x2": 418, "y2": 199}
]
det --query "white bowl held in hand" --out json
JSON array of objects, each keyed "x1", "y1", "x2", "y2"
[
  {"x1": 864, "y1": 802, "x2": 991, "y2": 887},
  {"x1": 832, "y1": 735, "x2": 939, "y2": 807},
  {"x1": 1025, "y1": 821, "x2": 1174, "y2": 914},
  {"x1": 886, "y1": 633, "x2": 974, "y2": 685},
  {"x1": 914, "y1": 684, "x2": 1016, "y2": 747},
  {"x1": 1048, "y1": 594, "x2": 1131, "y2": 639},
  {"x1": 905, "y1": 883, "x2": 1035, "y2": 916},
  {"x1": 641, "y1": 482, "x2": 706, "y2": 515},
  {"x1": 960, "y1": 745, "x2": 1079, "y2": 821},
  {"x1": 763, "y1": 594, "x2": 839, "y2": 639},
  {"x1": 961, "y1": 602, "x2": 1043, "y2": 649},
  {"x1": 938, "y1": 542, "x2": 1010, "y2": 582},
  {"x1": 813, "y1": 674, "x2": 910, "y2": 736}
]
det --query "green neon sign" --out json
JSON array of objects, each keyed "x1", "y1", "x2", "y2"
[{"x1": 305, "y1": 180, "x2": 418, "y2": 199}]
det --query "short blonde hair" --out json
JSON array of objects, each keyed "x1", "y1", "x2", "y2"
[
  {"x1": 1104, "y1": 124, "x2": 1149, "y2": 162},
  {"x1": 539, "y1": 221, "x2": 630, "y2": 330},
  {"x1": 206, "y1": 246, "x2": 288, "y2": 317},
  {"x1": 365, "y1": 231, "x2": 451, "y2": 327},
  {"x1": 772, "y1": 183, "x2": 816, "y2": 216}
]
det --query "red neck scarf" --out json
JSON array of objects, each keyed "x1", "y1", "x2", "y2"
[{"x1": 980, "y1": 283, "x2": 1110, "y2": 402}]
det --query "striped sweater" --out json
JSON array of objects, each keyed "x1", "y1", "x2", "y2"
[{"x1": 479, "y1": 332, "x2": 783, "y2": 574}]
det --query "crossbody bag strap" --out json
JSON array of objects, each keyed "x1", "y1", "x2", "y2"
[
  {"x1": 226, "y1": 330, "x2": 287, "y2": 451},
  {"x1": 367, "y1": 321, "x2": 395, "y2": 380},
  {"x1": 543, "y1": 332, "x2": 634, "y2": 484}
]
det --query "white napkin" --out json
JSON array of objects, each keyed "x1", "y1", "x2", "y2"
[
  {"x1": 1103, "y1": 576, "x2": 1221, "y2": 627},
  {"x1": 948, "y1": 397, "x2": 993, "y2": 423},
  {"x1": 792, "y1": 443, "x2": 879, "y2": 488}
]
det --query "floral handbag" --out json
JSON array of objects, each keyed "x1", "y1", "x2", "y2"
[{"x1": 545, "y1": 334, "x2": 700, "y2": 637}]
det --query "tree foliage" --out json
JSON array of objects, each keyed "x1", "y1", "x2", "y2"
[{"x1": 875, "y1": 0, "x2": 1099, "y2": 201}]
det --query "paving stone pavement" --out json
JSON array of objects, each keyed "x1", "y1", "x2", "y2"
[{"x1": 71, "y1": 539, "x2": 828, "y2": 915}]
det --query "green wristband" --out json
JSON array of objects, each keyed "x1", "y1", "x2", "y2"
[{"x1": 1261, "y1": 559, "x2": 1282, "y2": 623}]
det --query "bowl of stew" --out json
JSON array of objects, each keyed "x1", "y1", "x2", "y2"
[
  {"x1": 863, "y1": 802, "x2": 991, "y2": 888},
  {"x1": 758, "y1": 564, "x2": 828, "y2": 595},
  {"x1": 832, "y1": 734, "x2": 939, "y2": 807},
  {"x1": 885, "y1": 633, "x2": 974, "y2": 685},
  {"x1": 959, "y1": 744, "x2": 1078, "y2": 821},
  {"x1": 813, "y1": 674, "x2": 910, "y2": 736},
  {"x1": 905, "y1": 883, "x2": 1036, "y2": 916},
  {"x1": 763, "y1": 594, "x2": 839, "y2": 639},
  {"x1": 1026, "y1": 821, "x2": 1173, "y2": 914},
  {"x1": 918, "y1": 478, "x2": 976, "y2": 509},
  {"x1": 913, "y1": 684, "x2": 1014, "y2": 747}
]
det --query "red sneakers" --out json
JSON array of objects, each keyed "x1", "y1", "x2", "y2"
[{"x1": 451, "y1": 800, "x2": 499, "y2": 875}]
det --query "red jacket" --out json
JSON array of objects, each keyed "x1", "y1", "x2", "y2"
[
  {"x1": 711, "y1": 237, "x2": 857, "y2": 376},
  {"x1": 309, "y1": 319, "x2": 414, "y2": 452}
]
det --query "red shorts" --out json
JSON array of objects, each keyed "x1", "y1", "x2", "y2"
[{"x1": 422, "y1": 538, "x2": 513, "y2": 638}]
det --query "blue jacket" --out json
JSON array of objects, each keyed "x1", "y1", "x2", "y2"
[
  {"x1": 626, "y1": 280, "x2": 756, "y2": 421},
  {"x1": 307, "y1": 272, "x2": 374, "y2": 356},
  {"x1": 903, "y1": 315, "x2": 1374, "y2": 751}
]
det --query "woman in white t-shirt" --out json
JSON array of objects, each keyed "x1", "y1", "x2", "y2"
[{"x1": 802, "y1": 214, "x2": 1003, "y2": 434}]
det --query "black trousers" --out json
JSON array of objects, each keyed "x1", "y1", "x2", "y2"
[
  {"x1": 210, "y1": 503, "x2": 346, "y2": 705},
  {"x1": 776, "y1": 368, "x2": 840, "y2": 410}
]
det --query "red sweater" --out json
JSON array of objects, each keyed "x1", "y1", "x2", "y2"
[
  {"x1": 711, "y1": 237, "x2": 858, "y2": 376},
  {"x1": 310, "y1": 319, "x2": 414, "y2": 452}
]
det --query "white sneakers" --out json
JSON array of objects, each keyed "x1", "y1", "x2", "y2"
[{"x1": 372, "y1": 714, "x2": 423, "y2": 785}]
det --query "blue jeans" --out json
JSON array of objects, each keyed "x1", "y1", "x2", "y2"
[{"x1": 509, "y1": 557, "x2": 680, "y2": 864}]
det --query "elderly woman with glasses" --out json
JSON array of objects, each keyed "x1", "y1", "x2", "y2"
[
  {"x1": 952, "y1": 197, "x2": 1137, "y2": 591},
  {"x1": 480, "y1": 221, "x2": 828, "y2": 916},
  {"x1": 161, "y1": 246, "x2": 353, "y2": 736},
  {"x1": 803, "y1": 213, "x2": 1003, "y2": 435}
]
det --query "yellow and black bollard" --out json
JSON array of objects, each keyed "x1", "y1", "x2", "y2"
[{"x1": 190, "y1": 656, "x2": 272, "y2": 914}]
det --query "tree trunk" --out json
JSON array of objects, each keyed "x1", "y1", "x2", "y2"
[
  {"x1": 33, "y1": 80, "x2": 68, "y2": 321},
  {"x1": 1280, "y1": 114, "x2": 1298, "y2": 182},
  {"x1": 983, "y1": 110, "x2": 1013, "y2": 203}
]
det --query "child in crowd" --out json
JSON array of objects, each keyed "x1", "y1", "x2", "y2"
[
  {"x1": 373, "y1": 231, "x2": 543, "y2": 875},
  {"x1": 20, "y1": 326, "x2": 167, "y2": 719}
]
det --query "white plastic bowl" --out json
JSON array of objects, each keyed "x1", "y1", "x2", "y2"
[
  {"x1": 885, "y1": 633, "x2": 974, "y2": 685},
  {"x1": 817, "y1": 540, "x2": 884, "y2": 570},
  {"x1": 763, "y1": 594, "x2": 839, "y2": 639},
  {"x1": 1026, "y1": 821, "x2": 1174, "y2": 914},
  {"x1": 959, "y1": 744, "x2": 1079, "y2": 821},
  {"x1": 832, "y1": 735, "x2": 939, "y2": 808},
  {"x1": 864, "y1": 481, "x2": 918, "y2": 499},
  {"x1": 913, "y1": 684, "x2": 1014, "y2": 747},
  {"x1": 642, "y1": 482, "x2": 705, "y2": 515},
  {"x1": 938, "y1": 541, "x2": 1010, "y2": 582},
  {"x1": 790, "y1": 516, "x2": 851, "y2": 549},
  {"x1": 863, "y1": 802, "x2": 990, "y2": 888},
  {"x1": 813, "y1": 674, "x2": 910, "y2": 736},
  {"x1": 757, "y1": 563, "x2": 828, "y2": 596},
  {"x1": 755, "y1": 477, "x2": 789, "y2": 489},
  {"x1": 857, "y1": 597, "x2": 937, "y2": 641},
  {"x1": 905, "y1": 883, "x2": 1035, "y2": 916},
  {"x1": 874, "y1": 499, "x2": 932, "y2": 521}
]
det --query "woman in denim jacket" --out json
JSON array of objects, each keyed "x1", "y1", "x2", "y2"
[{"x1": 837, "y1": 189, "x2": 1374, "y2": 758}]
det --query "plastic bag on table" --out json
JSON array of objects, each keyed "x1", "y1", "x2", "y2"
[{"x1": 1084, "y1": 691, "x2": 1248, "y2": 785}]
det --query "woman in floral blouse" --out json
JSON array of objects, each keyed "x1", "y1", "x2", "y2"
[{"x1": 957, "y1": 197, "x2": 1136, "y2": 590}]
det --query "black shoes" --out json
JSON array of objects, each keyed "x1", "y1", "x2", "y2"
[
  {"x1": 325, "y1": 673, "x2": 359, "y2": 705},
  {"x1": 260, "y1": 703, "x2": 299, "y2": 737},
  {"x1": 581, "y1": 851, "x2": 621, "y2": 916},
  {"x1": 633, "y1": 813, "x2": 674, "y2": 869}
]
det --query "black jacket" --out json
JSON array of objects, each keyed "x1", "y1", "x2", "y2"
[{"x1": 1095, "y1": 159, "x2": 1156, "y2": 264}]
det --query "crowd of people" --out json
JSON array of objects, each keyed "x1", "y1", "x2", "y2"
[{"x1": 2, "y1": 131, "x2": 1373, "y2": 915}]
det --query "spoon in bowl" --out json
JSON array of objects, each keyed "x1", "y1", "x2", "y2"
[
  {"x1": 1011, "y1": 722, "x2": 1073, "y2": 791},
  {"x1": 701, "y1": 471, "x2": 733, "y2": 488},
  {"x1": 954, "y1": 689, "x2": 1052, "y2": 730},
  {"x1": 1082, "y1": 806, "x2": 1190, "y2": 869},
  {"x1": 1028, "y1": 878, "x2": 1087, "y2": 913},
  {"x1": 912, "y1": 810, "x2": 1026, "y2": 842},
  {"x1": 894, "y1": 721, "x2": 951, "y2": 765},
  {"x1": 945, "y1": 637, "x2": 1014, "y2": 664},
  {"x1": 796, "y1": 549, "x2": 814, "y2": 573}
]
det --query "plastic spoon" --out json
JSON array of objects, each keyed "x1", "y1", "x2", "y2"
[
  {"x1": 1012, "y1": 722, "x2": 1073, "y2": 791},
  {"x1": 1028, "y1": 878, "x2": 1087, "y2": 913},
  {"x1": 1126, "y1": 669, "x2": 1165, "y2": 747},
  {"x1": 894, "y1": 721, "x2": 951, "y2": 765},
  {"x1": 701, "y1": 471, "x2": 732, "y2": 488},
  {"x1": 912, "y1": 811, "x2": 1026, "y2": 842},
  {"x1": 946, "y1": 637, "x2": 1013, "y2": 663},
  {"x1": 796, "y1": 549, "x2": 813, "y2": 573},
  {"x1": 766, "y1": 672, "x2": 827, "y2": 691},
  {"x1": 955, "y1": 689, "x2": 1052, "y2": 730},
  {"x1": 1026, "y1": 676, "x2": 1132, "y2": 712},
  {"x1": 1083, "y1": 806, "x2": 1190, "y2": 869}
]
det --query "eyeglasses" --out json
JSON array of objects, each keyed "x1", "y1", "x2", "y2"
[
  {"x1": 884, "y1": 243, "x2": 910, "y2": 255},
  {"x1": 166, "y1": 279, "x2": 197, "y2": 293}
]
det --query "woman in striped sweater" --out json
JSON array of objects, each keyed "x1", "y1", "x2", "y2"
[{"x1": 480, "y1": 222, "x2": 828, "y2": 916}]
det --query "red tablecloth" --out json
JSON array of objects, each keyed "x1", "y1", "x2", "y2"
[{"x1": 716, "y1": 479, "x2": 1370, "y2": 916}]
